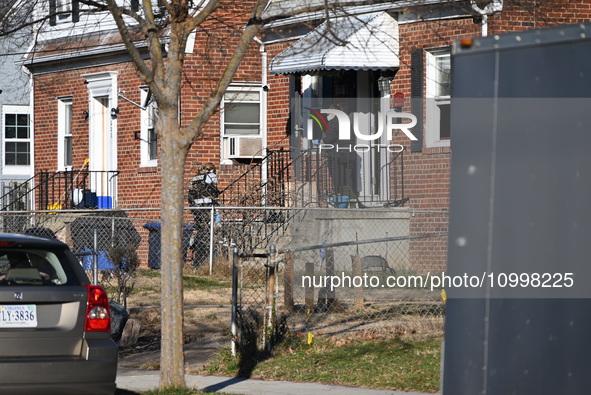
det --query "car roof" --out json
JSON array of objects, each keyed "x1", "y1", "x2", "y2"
[{"x1": 0, "y1": 233, "x2": 69, "y2": 249}]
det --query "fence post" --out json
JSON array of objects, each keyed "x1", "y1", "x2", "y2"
[
  {"x1": 111, "y1": 217, "x2": 115, "y2": 248},
  {"x1": 230, "y1": 244, "x2": 238, "y2": 357},
  {"x1": 325, "y1": 248, "x2": 335, "y2": 311},
  {"x1": 209, "y1": 207, "x2": 215, "y2": 275},
  {"x1": 284, "y1": 251, "x2": 294, "y2": 313},
  {"x1": 351, "y1": 255, "x2": 363, "y2": 309},
  {"x1": 92, "y1": 227, "x2": 99, "y2": 285},
  {"x1": 304, "y1": 261, "x2": 314, "y2": 312},
  {"x1": 264, "y1": 244, "x2": 278, "y2": 351}
]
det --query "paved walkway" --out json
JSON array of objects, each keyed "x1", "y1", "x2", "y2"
[{"x1": 116, "y1": 367, "x2": 436, "y2": 395}]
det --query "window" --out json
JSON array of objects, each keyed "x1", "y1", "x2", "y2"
[
  {"x1": 4, "y1": 109, "x2": 30, "y2": 167},
  {"x1": 223, "y1": 89, "x2": 261, "y2": 135},
  {"x1": 221, "y1": 86, "x2": 263, "y2": 161},
  {"x1": 426, "y1": 48, "x2": 451, "y2": 147},
  {"x1": 140, "y1": 88, "x2": 158, "y2": 166},
  {"x1": 49, "y1": 0, "x2": 79, "y2": 25},
  {"x1": 58, "y1": 97, "x2": 73, "y2": 170}
]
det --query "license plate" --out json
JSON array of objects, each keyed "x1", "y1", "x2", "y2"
[{"x1": 0, "y1": 305, "x2": 38, "y2": 328}]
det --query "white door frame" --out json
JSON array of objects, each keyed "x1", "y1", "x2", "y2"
[{"x1": 81, "y1": 72, "x2": 118, "y2": 208}]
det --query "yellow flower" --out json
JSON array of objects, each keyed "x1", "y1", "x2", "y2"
[{"x1": 307, "y1": 332, "x2": 314, "y2": 345}]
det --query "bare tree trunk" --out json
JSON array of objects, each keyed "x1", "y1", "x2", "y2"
[{"x1": 158, "y1": 107, "x2": 189, "y2": 388}]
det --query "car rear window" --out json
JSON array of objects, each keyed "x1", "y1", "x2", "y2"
[{"x1": 0, "y1": 249, "x2": 77, "y2": 286}]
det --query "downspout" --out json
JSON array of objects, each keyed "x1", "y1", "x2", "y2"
[
  {"x1": 110, "y1": 74, "x2": 118, "y2": 208},
  {"x1": 470, "y1": 0, "x2": 504, "y2": 37},
  {"x1": 23, "y1": 64, "x2": 35, "y2": 210},
  {"x1": 253, "y1": 36, "x2": 269, "y2": 205}
]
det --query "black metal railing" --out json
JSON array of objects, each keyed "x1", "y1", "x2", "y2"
[
  {"x1": 0, "y1": 170, "x2": 119, "y2": 212},
  {"x1": 216, "y1": 149, "x2": 295, "y2": 251},
  {"x1": 218, "y1": 147, "x2": 406, "y2": 209},
  {"x1": 215, "y1": 147, "x2": 406, "y2": 251},
  {"x1": 218, "y1": 149, "x2": 292, "y2": 208}
]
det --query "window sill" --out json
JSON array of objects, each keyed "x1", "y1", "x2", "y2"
[
  {"x1": 425, "y1": 138, "x2": 451, "y2": 149},
  {"x1": 138, "y1": 164, "x2": 158, "y2": 174}
]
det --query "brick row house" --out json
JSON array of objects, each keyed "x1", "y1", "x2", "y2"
[
  {"x1": 23, "y1": 1, "x2": 265, "y2": 211},
  {"x1": 7, "y1": 0, "x2": 590, "y2": 216}
]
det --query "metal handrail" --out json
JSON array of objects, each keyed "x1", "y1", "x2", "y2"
[{"x1": 1, "y1": 170, "x2": 120, "y2": 212}]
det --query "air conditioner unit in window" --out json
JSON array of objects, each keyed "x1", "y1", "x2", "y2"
[{"x1": 228, "y1": 136, "x2": 263, "y2": 159}]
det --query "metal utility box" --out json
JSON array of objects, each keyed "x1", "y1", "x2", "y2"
[{"x1": 444, "y1": 24, "x2": 591, "y2": 394}]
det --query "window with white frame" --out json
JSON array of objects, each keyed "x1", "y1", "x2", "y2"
[
  {"x1": 140, "y1": 88, "x2": 158, "y2": 166},
  {"x1": 221, "y1": 86, "x2": 263, "y2": 161},
  {"x1": 425, "y1": 48, "x2": 451, "y2": 147},
  {"x1": 3, "y1": 107, "x2": 31, "y2": 169},
  {"x1": 57, "y1": 97, "x2": 73, "y2": 170}
]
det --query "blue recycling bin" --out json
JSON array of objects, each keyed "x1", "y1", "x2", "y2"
[
  {"x1": 81, "y1": 249, "x2": 115, "y2": 270},
  {"x1": 143, "y1": 223, "x2": 193, "y2": 269},
  {"x1": 333, "y1": 195, "x2": 349, "y2": 208}
]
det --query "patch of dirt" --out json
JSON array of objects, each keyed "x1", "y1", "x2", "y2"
[
  {"x1": 117, "y1": 305, "x2": 230, "y2": 372},
  {"x1": 114, "y1": 268, "x2": 444, "y2": 373},
  {"x1": 115, "y1": 268, "x2": 233, "y2": 372}
]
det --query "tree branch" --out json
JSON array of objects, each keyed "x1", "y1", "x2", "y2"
[
  {"x1": 104, "y1": 0, "x2": 156, "y2": 85},
  {"x1": 185, "y1": 0, "x2": 222, "y2": 31},
  {"x1": 181, "y1": 0, "x2": 268, "y2": 145}
]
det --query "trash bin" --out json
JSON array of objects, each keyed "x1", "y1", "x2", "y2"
[
  {"x1": 23, "y1": 227, "x2": 57, "y2": 239},
  {"x1": 75, "y1": 189, "x2": 98, "y2": 209},
  {"x1": 143, "y1": 223, "x2": 193, "y2": 269}
]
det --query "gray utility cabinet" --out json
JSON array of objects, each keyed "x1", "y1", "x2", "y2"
[{"x1": 444, "y1": 23, "x2": 591, "y2": 394}]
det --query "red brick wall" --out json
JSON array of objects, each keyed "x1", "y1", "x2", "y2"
[
  {"x1": 399, "y1": 1, "x2": 591, "y2": 271},
  {"x1": 32, "y1": 1, "x2": 270, "y2": 209},
  {"x1": 387, "y1": 0, "x2": 591, "y2": 211},
  {"x1": 181, "y1": 2, "x2": 263, "y2": 192},
  {"x1": 392, "y1": 17, "x2": 478, "y2": 210},
  {"x1": 491, "y1": 0, "x2": 591, "y2": 31},
  {"x1": 33, "y1": 64, "x2": 163, "y2": 210}
]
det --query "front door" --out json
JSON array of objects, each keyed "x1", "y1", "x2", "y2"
[{"x1": 88, "y1": 95, "x2": 116, "y2": 208}]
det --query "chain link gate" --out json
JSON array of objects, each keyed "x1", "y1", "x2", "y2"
[{"x1": 225, "y1": 207, "x2": 448, "y2": 353}]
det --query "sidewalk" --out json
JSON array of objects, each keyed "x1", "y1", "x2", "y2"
[{"x1": 116, "y1": 367, "x2": 436, "y2": 395}]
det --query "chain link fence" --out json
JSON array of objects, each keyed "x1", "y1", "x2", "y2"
[
  {"x1": 0, "y1": 209, "x2": 161, "y2": 307},
  {"x1": 0, "y1": 206, "x2": 447, "y2": 341},
  {"x1": 230, "y1": 207, "x2": 448, "y2": 342}
]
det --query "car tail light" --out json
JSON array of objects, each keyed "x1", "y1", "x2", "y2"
[{"x1": 84, "y1": 284, "x2": 111, "y2": 332}]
